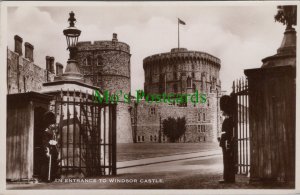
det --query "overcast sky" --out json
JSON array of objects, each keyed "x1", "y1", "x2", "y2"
[{"x1": 7, "y1": 3, "x2": 287, "y2": 94}]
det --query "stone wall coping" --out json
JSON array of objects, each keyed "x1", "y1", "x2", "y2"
[
  {"x1": 143, "y1": 50, "x2": 221, "y2": 65},
  {"x1": 24, "y1": 42, "x2": 34, "y2": 49},
  {"x1": 77, "y1": 40, "x2": 130, "y2": 53}
]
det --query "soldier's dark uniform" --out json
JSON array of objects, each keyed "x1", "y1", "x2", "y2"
[
  {"x1": 40, "y1": 112, "x2": 59, "y2": 182},
  {"x1": 219, "y1": 95, "x2": 235, "y2": 183}
]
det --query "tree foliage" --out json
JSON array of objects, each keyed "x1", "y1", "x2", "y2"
[{"x1": 162, "y1": 117, "x2": 186, "y2": 142}]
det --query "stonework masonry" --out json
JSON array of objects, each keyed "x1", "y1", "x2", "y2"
[
  {"x1": 7, "y1": 36, "x2": 55, "y2": 94},
  {"x1": 133, "y1": 92, "x2": 221, "y2": 143},
  {"x1": 135, "y1": 48, "x2": 222, "y2": 143},
  {"x1": 7, "y1": 35, "x2": 223, "y2": 144},
  {"x1": 75, "y1": 33, "x2": 132, "y2": 143}
]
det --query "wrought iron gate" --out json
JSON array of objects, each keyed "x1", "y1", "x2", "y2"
[
  {"x1": 232, "y1": 78, "x2": 250, "y2": 175},
  {"x1": 53, "y1": 90, "x2": 117, "y2": 177}
]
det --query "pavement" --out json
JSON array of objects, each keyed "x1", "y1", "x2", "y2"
[
  {"x1": 6, "y1": 147, "x2": 294, "y2": 189},
  {"x1": 117, "y1": 149, "x2": 222, "y2": 169}
]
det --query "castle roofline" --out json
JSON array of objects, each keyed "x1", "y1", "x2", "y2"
[
  {"x1": 143, "y1": 48, "x2": 221, "y2": 65},
  {"x1": 77, "y1": 40, "x2": 130, "y2": 48},
  {"x1": 77, "y1": 40, "x2": 129, "y2": 47},
  {"x1": 76, "y1": 40, "x2": 130, "y2": 54}
]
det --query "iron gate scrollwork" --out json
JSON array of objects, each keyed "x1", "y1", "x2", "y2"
[
  {"x1": 53, "y1": 90, "x2": 117, "y2": 177},
  {"x1": 232, "y1": 78, "x2": 250, "y2": 175}
]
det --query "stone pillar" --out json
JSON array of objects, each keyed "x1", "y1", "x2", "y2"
[
  {"x1": 244, "y1": 7, "x2": 296, "y2": 182},
  {"x1": 24, "y1": 42, "x2": 34, "y2": 62},
  {"x1": 14, "y1": 35, "x2": 23, "y2": 56}
]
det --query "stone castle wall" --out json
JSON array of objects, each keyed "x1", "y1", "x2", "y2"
[
  {"x1": 134, "y1": 92, "x2": 221, "y2": 143},
  {"x1": 7, "y1": 36, "x2": 55, "y2": 94},
  {"x1": 135, "y1": 48, "x2": 222, "y2": 143}
]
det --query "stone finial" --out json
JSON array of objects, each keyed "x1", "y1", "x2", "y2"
[
  {"x1": 261, "y1": 5, "x2": 297, "y2": 68},
  {"x1": 275, "y1": 5, "x2": 297, "y2": 30}
]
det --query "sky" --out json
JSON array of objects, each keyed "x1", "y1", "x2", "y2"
[{"x1": 6, "y1": 3, "x2": 287, "y2": 94}]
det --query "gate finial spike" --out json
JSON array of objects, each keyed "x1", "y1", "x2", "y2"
[
  {"x1": 232, "y1": 80, "x2": 235, "y2": 93},
  {"x1": 242, "y1": 78, "x2": 244, "y2": 90}
]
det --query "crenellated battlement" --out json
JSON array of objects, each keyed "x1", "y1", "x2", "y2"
[
  {"x1": 77, "y1": 34, "x2": 130, "y2": 54},
  {"x1": 143, "y1": 48, "x2": 221, "y2": 68}
]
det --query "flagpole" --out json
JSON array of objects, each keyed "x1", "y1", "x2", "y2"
[{"x1": 178, "y1": 19, "x2": 180, "y2": 49}]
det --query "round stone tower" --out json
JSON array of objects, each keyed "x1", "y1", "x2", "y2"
[
  {"x1": 143, "y1": 48, "x2": 221, "y2": 96},
  {"x1": 75, "y1": 33, "x2": 132, "y2": 143},
  {"x1": 142, "y1": 48, "x2": 222, "y2": 142}
]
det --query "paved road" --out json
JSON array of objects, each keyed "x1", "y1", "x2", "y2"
[{"x1": 7, "y1": 149, "x2": 223, "y2": 189}]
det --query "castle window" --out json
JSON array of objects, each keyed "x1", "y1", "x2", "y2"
[
  {"x1": 192, "y1": 72, "x2": 195, "y2": 78},
  {"x1": 23, "y1": 76, "x2": 26, "y2": 93},
  {"x1": 193, "y1": 83, "x2": 196, "y2": 92},
  {"x1": 197, "y1": 125, "x2": 201, "y2": 132},
  {"x1": 137, "y1": 136, "x2": 140, "y2": 142},
  {"x1": 201, "y1": 125, "x2": 206, "y2": 132},
  {"x1": 84, "y1": 56, "x2": 92, "y2": 66},
  {"x1": 203, "y1": 113, "x2": 206, "y2": 121},
  {"x1": 97, "y1": 56, "x2": 103, "y2": 66},
  {"x1": 150, "y1": 107, "x2": 156, "y2": 115},
  {"x1": 197, "y1": 112, "x2": 201, "y2": 122},
  {"x1": 142, "y1": 136, "x2": 145, "y2": 142},
  {"x1": 154, "y1": 135, "x2": 157, "y2": 142},
  {"x1": 150, "y1": 135, "x2": 153, "y2": 142},
  {"x1": 187, "y1": 76, "x2": 192, "y2": 88}
]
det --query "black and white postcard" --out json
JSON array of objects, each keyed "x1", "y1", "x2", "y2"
[{"x1": 0, "y1": 1, "x2": 299, "y2": 195}]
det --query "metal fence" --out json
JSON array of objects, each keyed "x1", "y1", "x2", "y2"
[
  {"x1": 53, "y1": 90, "x2": 117, "y2": 177},
  {"x1": 232, "y1": 78, "x2": 250, "y2": 175}
]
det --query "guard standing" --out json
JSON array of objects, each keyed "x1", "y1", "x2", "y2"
[
  {"x1": 40, "y1": 111, "x2": 59, "y2": 182},
  {"x1": 219, "y1": 95, "x2": 235, "y2": 183}
]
